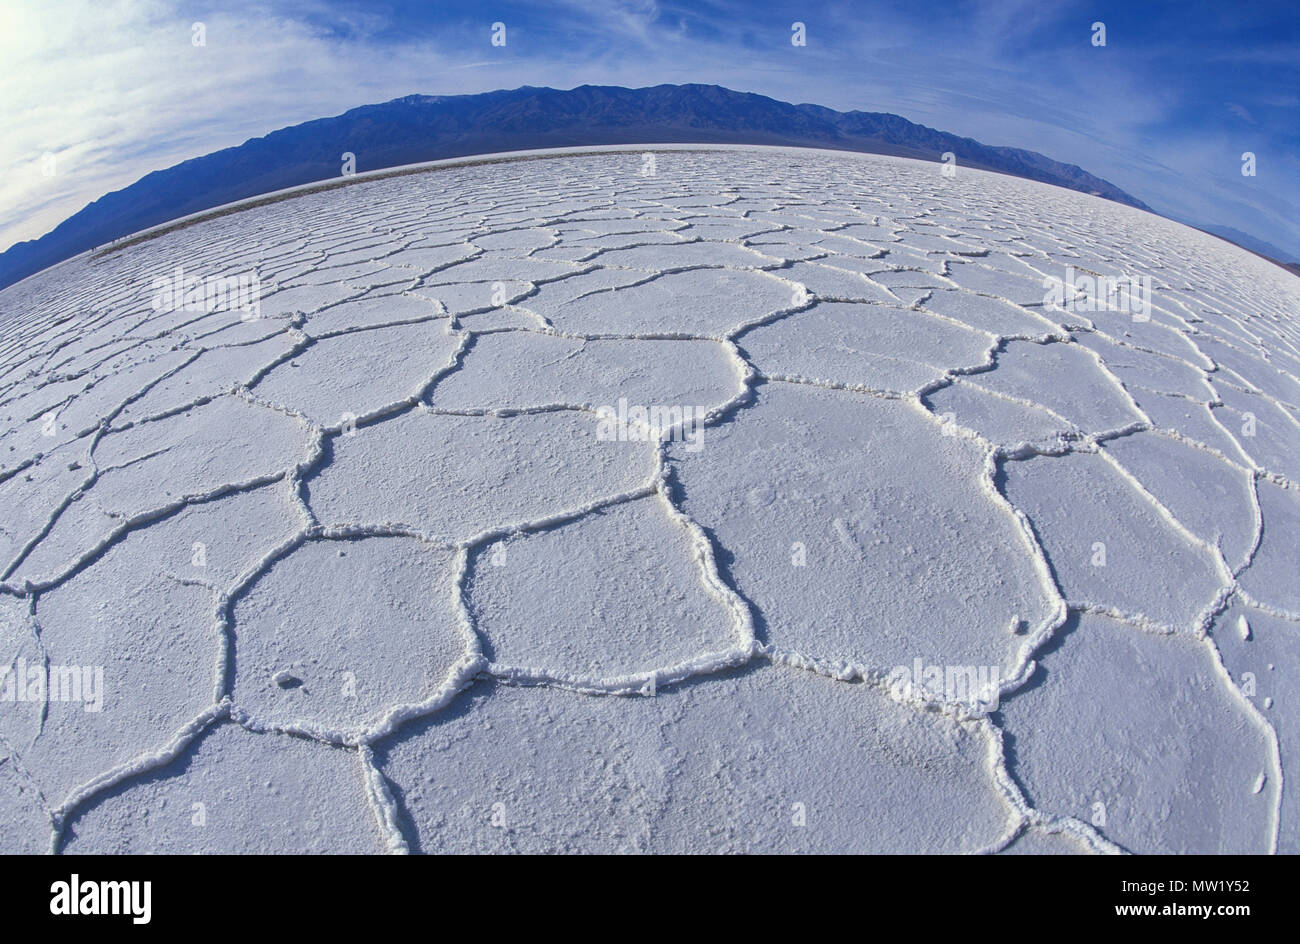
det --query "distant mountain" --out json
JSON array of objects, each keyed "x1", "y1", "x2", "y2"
[
  {"x1": 1186, "y1": 222, "x2": 1300, "y2": 267},
  {"x1": 0, "y1": 83, "x2": 1153, "y2": 291}
]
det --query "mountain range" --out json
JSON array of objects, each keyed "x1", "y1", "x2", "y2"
[{"x1": 0, "y1": 83, "x2": 1164, "y2": 291}]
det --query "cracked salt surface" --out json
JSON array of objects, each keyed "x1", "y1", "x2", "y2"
[{"x1": 0, "y1": 145, "x2": 1296, "y2": 854}]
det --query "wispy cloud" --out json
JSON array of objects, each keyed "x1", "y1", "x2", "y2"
[{"x1": 1228, "y1": 103, "x2": 1256, "y2": 123}]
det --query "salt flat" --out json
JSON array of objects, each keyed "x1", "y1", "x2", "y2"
[{"x1": 0, "y1": 146, "x2": 1296, "y2": 854}]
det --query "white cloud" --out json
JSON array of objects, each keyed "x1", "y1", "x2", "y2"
[{"x1": 0, "y1": 0, "x2": 506, "y2": 249}]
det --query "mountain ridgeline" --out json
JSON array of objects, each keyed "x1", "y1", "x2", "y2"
[{"x1": 0, "y1": 84, "x2": 1152, "y2": 290}]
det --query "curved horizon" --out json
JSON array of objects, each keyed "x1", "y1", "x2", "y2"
[{"x1": 2, "y1": 1, "x2": 1296, "y2": 263}]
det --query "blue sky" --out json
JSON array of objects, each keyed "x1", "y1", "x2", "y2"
[{"x1": 2, "y1": 0, "x2": 1297, "y2": 258}]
